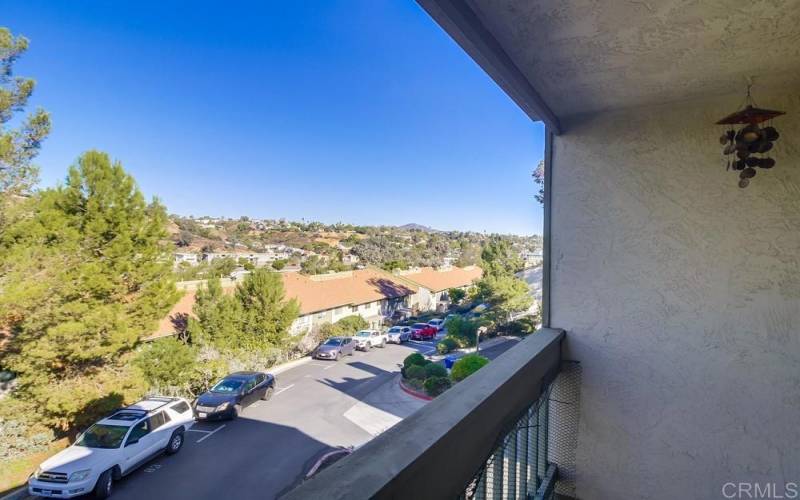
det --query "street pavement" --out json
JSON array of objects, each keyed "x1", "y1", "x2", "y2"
[{"x1": 21, "y1": 335, "x2": 521, "y2": 500}]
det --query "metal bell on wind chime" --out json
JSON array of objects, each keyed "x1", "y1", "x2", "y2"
[{"x1": 716, "y1": 86, "x2": 785, "y2": 188}]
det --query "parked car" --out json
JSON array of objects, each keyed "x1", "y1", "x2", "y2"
[
  {"x1": 352, "y1": 329, "x2": 387, "y2": 350},
  {"x1": 386, "y1": 326, "x2": 412, "y2": 344},
  {"x1": 428, "y1": 318, "x2": 445, "y2": 331},
  {"x1": 410, "y1": 323, "x2": 437, "y2": 341},
  {"x1": 28, "y1": 397, "x2": 194, "y2": 499},
  {"x1": 194, "y1": 371, "x2": 275, "y2": 421},
  {"x1": 313, "y1": 336, "x2": 355, "y2": 360}
]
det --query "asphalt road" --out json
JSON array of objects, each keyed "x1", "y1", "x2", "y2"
[{"x1": 24, "y1": 336, "x2": 520, "y2": 500}]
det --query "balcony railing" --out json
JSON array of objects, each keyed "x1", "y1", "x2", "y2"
[{"x1": 283, "y1": 328, "x2": 572, "y2": 500}]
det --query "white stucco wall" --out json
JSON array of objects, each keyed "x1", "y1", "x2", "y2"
[{"x1": 551, "y1": 92, "x2": 800, "y2": 499}]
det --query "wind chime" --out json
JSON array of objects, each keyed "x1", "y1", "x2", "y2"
[{"x1": 716, "y1": 86, "x2": 785, "y2": 188}]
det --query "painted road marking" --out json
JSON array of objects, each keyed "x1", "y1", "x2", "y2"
[
  {"x1": 323, "y1": 363, "x2": 336, "y2": 370},
  {"x1": 196, "y1": 424, "x2": 226, "y2": 443},
  {"x1": 274, "y1": 384, "x2": 295, "y2": 396}
]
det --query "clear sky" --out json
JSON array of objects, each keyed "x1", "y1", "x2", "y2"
[{"x1": 4, "y1": 1, "x2": 544, "y2": 235}]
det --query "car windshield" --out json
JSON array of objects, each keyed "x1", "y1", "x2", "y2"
[
  {"x1": 413, "y1": 323, "x2": 428, "y2": 328},
  {"x1": 355, "y1": 331, "x2": 370, "y2": 337},
  {"x1": 75, "y1": 424, "x2": 129, "y2": 449},
  {"x1": 387, "y1": 327, "x2": 401, "y2": 333},
  {"x1": 211, "y1": 378, "x2": 244, "y2": 393},
  {"x1": 323, "y1": 338, "x2": 342, "y2": 346}
]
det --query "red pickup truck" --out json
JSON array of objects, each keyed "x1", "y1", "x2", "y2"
[{"x1": 410, "y1": 322, "x2": 437, "y2": 341}]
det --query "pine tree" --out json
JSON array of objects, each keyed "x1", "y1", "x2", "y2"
[
  {"x1": 0, "y1": 151, "x2": 178, "y2": 429},
  {"x1": 188, "y1": 269, "x2": 299, "y2": 352},
  {"x1": 0, "y1": 27, "x2": 51, "y2": 199}
]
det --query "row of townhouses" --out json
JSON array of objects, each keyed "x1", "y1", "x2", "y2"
[{"x1": 149, "y1": 266, "x2": 483, "y2": 340}]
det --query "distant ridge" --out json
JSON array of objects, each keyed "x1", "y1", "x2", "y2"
[{"x1": 398, "y1": 223, "x2": 439, "y2": 232}]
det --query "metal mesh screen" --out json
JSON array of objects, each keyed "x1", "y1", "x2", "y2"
[
  {"x1": 460, "y1": 360, "x2": 581, "y2": 500},
  {"x1": 548, "y1": 361, "x2": 582, "y2": 498},
  {"x1": 461, "y1": 384, "x2": 554, "y2": 500}
]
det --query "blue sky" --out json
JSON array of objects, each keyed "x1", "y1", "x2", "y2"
[{"x1": 4, "y1": 1, "x2": 544, "y2": 235}]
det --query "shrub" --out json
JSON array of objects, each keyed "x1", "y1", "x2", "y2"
[
  {"x1": 320, "y1": 315, "x2": 369, "y2": 338},
  {"x1": 134, "y1": 338, "x2": 198, "y2": 389},
  {"x1": 0, "y1": 419, "x2": 55, "y2": 461},
  {"x1": 444, "y1": 316, "x2": 479, "y2": 346},
  {"x1": 405, "y1": 364, "x2": 427, "y2": 381},
  {"x1": 436, "y1": 337, "x2": 459, "y2": 354},
  {"x1": 403, "y1": 353, "x2": 427, "y2": 370},
  {"x1": 423, "y1": 376, "x2": 452, "y2": 397},
  {"x1": 505, "y1": 316, "x2": 539, "y2": 336},
  {"x1": 424, "y1": 362, "x2": 448, "y2": 379},
  {"x1": 451, "y1": 354, "x2": 489, "y2": 382}
]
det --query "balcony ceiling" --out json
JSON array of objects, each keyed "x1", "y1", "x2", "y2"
[{"x1": 462, "y1": 0, "x2": 800, "y2": 120}]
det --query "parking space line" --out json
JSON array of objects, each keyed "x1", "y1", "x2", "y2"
[
  {"x1": 274, "y1": 384, "x2": 295, "y2": 396},
  {"x1": 196, "y1": 424, "x2": 226, "y2": 443},
  {"x1": 323, "y1": 363, "x2": 336, "y2": 370}
]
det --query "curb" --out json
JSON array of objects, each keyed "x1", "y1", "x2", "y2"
[
  {"x1": 305, "y1": 446, "x2": 354, "y2": 478},
  {"x1": 270, "y1": 356, "x2": 312, "y2": 375},
  {"x1": 0, "y1": 487, "x2": 28, "y2": 500},
  {"x1": 398, "y1": 378, "x2": 433, "y2": 401}
]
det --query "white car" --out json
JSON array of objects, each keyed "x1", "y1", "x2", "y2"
[
  {"x1": 428, "y1": 318, "x2": 445, "y2": 332},
  {"x1": 352, "y1": 329, "x2": 387, "y2": 350},
  {"x1": 28, "y1": 397, "x2": 194, "y2": 499},
  {"x1": 386, "y1": 326, "x2": 412, "y2": 344}
]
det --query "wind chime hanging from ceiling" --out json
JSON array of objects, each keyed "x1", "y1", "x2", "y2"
[{"x1": 716, "y1": 86, "x2": 785, "y2": 188}]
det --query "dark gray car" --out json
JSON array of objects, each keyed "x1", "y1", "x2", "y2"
[{"x1": 313, "y1": 336, "x2": 355, "y2": 361}]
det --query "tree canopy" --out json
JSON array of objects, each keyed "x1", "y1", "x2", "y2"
[
  {"x1": 0, "y1": 27, "x2": 51, "y2": 199},
  {"x1": 188, "y1": 268, "x2": 300, "y2": 352},
  {"x1": 0, "y1": 151, "x2": 178, "y2": 429}
]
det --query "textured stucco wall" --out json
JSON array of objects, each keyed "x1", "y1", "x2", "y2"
[
  {"x1": 551, "y1": 92, "x2": 800, "y2": 499},
  {"x1": 470, "y1": 0, "x2": 800, "y2": 118}
]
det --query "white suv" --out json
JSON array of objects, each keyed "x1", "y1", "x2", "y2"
[
  {"x1": 28, "y1": 396, "x2": 195, "y2": 499},
  {"x1": 352, "y1": 329, "x2": 387, "y2": 350}
]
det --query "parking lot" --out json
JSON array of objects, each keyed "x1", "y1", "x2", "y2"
[
  {"x1": 106, "y1": 338, "x2": 442, "y2": 500},
  {"x1": 16, "y1": 333, "x2": 519, "y2": 500}
]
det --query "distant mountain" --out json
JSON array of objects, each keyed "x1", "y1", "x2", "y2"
[{"x1": 398, "y1": 223, "x2": 440, "y2": 232}]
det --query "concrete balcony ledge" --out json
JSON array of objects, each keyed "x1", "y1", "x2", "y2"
[{"x1": 282, "y1": 328, "x2": 565, "y2": 500}]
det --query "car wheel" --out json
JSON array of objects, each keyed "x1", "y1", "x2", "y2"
[
  {"x1": 230, "y1": 404, "x2": 241, "y2": 420},
  {"x1": 93, "y1": 468, "x2": 113, "y2": 499},
  {"x1": 165, "y1": 429, "x2": 184, "y2": 455},
  {"x1": 380, "y1": 339, "x2": 386, "y2": 348},
  {"x1": 262, "y1": 386, "x2": 274, "y2": 401}
]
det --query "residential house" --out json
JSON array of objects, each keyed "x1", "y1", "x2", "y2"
[
  {"x1": 148, "y1": 269, "x2": 418, "y2": 341},
  {"x1": 397, "y1": 266, "x2": 483, "y2": 312},
  {"x1": 173, "y1": 252, "x2": 199, "y2": 266},
  {"x1": 286, "y1": 2, "x2": 800, "y2": 500}
]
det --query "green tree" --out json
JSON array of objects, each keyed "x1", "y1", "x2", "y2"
[
  {"x1": 176, "y1": 230, "x2": 194, "y2": 247},
  {"x1": 236, "y1": 269, "x2": 300, "y2": 348},
  {"x1": 319, "y1": 315, "x2": 368, "y2": 338},
  {"x1": 0, "y1": 28, "x2": 51, "y2": 199},
  {"x1": 0, "y1": 151, "x2": 178, "y2": 429},
  {"x1": 480, "y1": 238, "x2": 523, "y2": 278},
  {"x1": 444, "y1": 316, "x2": 479, "y2": 346},
  {"x1": 189, "y1": 269, "x2": 300, "y2": 352},
  {"x1": 134, "y1": 338, "x2": 197, "y2": 389},
  {"x1": 448, "y1": 287, "x2": 466, "y2": 304},
  {"x1": 532, "y1": 159, "x2": 545, "y2": 204},
  {"x1": 476, "y1": 274, "x2": 532, "y2": 324}
]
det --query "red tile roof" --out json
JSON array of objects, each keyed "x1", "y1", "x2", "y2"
[
  {"x1": 399, "y1": 266, "x2": 483, "y2": 292},
  {"x1": 146, "y1": 269, "x2": 416, "y2": 340}
]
